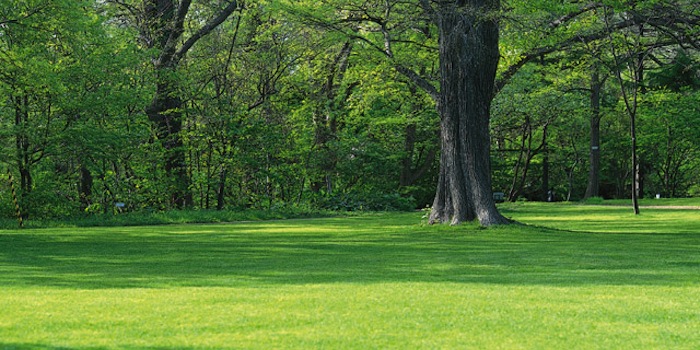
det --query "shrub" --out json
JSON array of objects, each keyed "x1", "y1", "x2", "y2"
[
  {"x1": 317, "y1": 192, "x2": 416, "y2": 212},
  {"x1": 582, "y1": 196, "x2": 605, "y2": 205}
]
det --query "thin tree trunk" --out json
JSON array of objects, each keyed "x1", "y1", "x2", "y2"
[
  {"x1": 604, "y1": 8, "x2": 641, "y2": 214},
  {"x1": 14, "y1": 94, "x2": 33, "y2": 197},
  {"x1": 542, "y1": 140, "x2": 549, "y2": 201},
  {"x1": 310, "y1": 42, "x2": 353, "y2": 194},
  {"x1": 79, "y1": 164, "x2": 93, "y2": 211},
  {"x1": 584, "y1": 69, "x2": 603, "y2": 199},
  {"x1": 216, "y1": 168, "x2": 227, "y2": 211},
  {"x1": 400, "y1": 123, "x2": 417, "y2": 187},
  {"x1": 631, "y1": 114, "x2": 640, "y2": 214}
]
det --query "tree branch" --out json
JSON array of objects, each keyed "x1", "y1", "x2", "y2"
[
  {"x1": 496, "y1": 17, "x2": 637, "y2": 93},
  {"x1": 0, "y1": 3, "x2": 51, "y2": 26},
  {"x1": 549, "y1": 2, "x2": 604, "y2": 29},
  {"x1": 158, "y1": 0, "x2": 192, "y2": 67},
  {"x1": 418, "y1": 0, "x2": 434, "y2": 17},
  {"x1": 173, "y1": 0, "x2": 240, "y2": 65},
  {"x1": 395, "y1": 65, "x2": 439, "y2": 102}
]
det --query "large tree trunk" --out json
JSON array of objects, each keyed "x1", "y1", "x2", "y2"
[
  {"x1": 142, "y1": 0, "x2": 190, "y2": 208},
  {"x1": 428, "y1": 0, "x2": 509, "y2": 226}
]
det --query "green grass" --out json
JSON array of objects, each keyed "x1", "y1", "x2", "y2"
[
  {"x1": 583, "y1": 197, "x2": 700, "y2": 207},
  {"x1": 0, "y1": 207, "x2": 337, "y2": 230},
  {"x1": 1, "y1": 207, "x2": 699, "y2": 349}
]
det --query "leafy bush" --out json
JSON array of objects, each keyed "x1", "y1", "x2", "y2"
[
  {"x1": 0, "y1": 207, "x2": 335, "y2": 229},
  {"x1": 688, "y1": 184, "x2": 700, "y2": 198},
  {"x1": 317, "y1": 192, "x2": 416, "y2": 211},
  {"x1": 582, "y1": 196, "x2": 605, "y2": 205}
]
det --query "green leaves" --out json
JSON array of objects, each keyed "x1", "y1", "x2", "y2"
[{"x1": 0, "y1": 0, "x2": 699, "y2": 218}]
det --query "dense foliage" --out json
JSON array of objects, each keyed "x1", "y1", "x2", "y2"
[{"x1": 1, "y1": 0, "x2": 699, "y2": 221}]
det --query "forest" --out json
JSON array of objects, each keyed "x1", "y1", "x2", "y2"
[{"x1": 1, "y1": 0, "x2": 699, "y2": 222}]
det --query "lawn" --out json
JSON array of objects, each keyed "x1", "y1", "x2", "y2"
[{"x1": 0, "y1": 205, "x2": 699, "y2": 349}]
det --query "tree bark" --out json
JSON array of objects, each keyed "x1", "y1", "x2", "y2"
[
  {"x1": 541, "y1": 140, "x2": 549, "y2": 201},
  {"x1": 216, "y1": 167, "x2": 227, "y2": 211},
  {"x1": 400, "y1": 123, "x2": 418, "y2": 187},
  {"x1": 13, "y1": 93, "x2": 35, "y2": 197},
  {"x1": 631, "y1": 111, "x2": 640, "y2": 214},
  {"x1": 427, "y1": 0, "x2": 509, "y2": 226}
]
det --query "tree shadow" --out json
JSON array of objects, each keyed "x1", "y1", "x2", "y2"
[{"x1": 1, "y1": 217, "x2": 699, "y2": 289}]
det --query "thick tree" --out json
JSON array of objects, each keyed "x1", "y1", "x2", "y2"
[
  {"x1": 286, "y1": 0, "x2": 608, "y2": 224},
  {"x1": 291, "y1": 0, "x2": 510, "y2": 225},
  {"x1": 113, "y1": 0, "x2": 242, "y2": 208},
  {"x1": 421, "y1": 0, "x2": 508, "y2": 225},
  {"x1": 287, "y1": 0, "x2": 659, "y2": 224}
]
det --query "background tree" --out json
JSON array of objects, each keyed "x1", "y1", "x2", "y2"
[
  {"x1": 2, "y1": 0, "x2": 700, "y2": 223},
  {"x1": 110, "y1": 0, "x2": 243, "y2": 208},
  {"x1": 1, "y1": 0, "x2": 148, "y2": 217}
]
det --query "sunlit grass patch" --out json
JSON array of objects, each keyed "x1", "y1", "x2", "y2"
[
  {"x1": 500, "y1": 202, "x2": 700, "y2": 234},
  {"x1": 2, "y1": 284, "x2": 698, "y2": 349}
]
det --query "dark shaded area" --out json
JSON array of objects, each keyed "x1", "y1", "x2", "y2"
[{"x1": 0, "y1": 218, "x2": 699, "y2": 289}]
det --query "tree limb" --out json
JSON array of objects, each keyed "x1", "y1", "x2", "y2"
[
  {"x1": 173, "y1": 0, "x2": 240, "y2": 65},
  {"x1": 395, "y1": 65, "x2": 439, "y2": 103},
  {"x1": 0, "y1": 2, "x2": 51, "y2": 26},
  {"x1": 157, "y1": 0, "x2": 192, "y2": 67},
  {"x1": 549, "y1": 2, "x2": 604, "y2": 29},
  {"x1": 498, "y1": 2, "x2": 700, "y2": 93},
  {"x1": 496, "y1": 17, "x2": 636, "y2": 93}
]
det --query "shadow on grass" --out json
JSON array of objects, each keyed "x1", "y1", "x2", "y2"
[{"x1": 1, "y1": 216, "x2": 699, "y2": 289}]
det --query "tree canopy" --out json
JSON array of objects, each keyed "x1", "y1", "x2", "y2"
[{"x1": 1, "y1": 0, "x2": 699, "y2": 225}]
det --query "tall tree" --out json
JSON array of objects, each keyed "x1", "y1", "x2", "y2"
[
  {"x1": 2, "y1": 1, "x2": 83, "y2": 215},
  {"x1": 584, "y1": 67, "x2": 607, "y2": 199},
  {"x1": 112, "y1": 0, "x2": 242, "y2": 208},
  {"x1": 286, "y1": 0, "x2": 509, "y2": 225},
  {"x1": 422, "y1": 0, "x2": 507, "y2": 225},
  {"x1": 308, "y1": 41, "x2": 354, "y2": 195}
]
